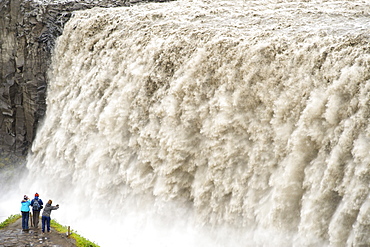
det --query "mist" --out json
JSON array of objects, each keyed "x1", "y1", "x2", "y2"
[{"x1": 0, "y1": 159, "x2": 28, "y2": 222}]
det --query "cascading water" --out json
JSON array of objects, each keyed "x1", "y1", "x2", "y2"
[{"x1": 20, "y1": 0, "x2": 370, "y2": 246}]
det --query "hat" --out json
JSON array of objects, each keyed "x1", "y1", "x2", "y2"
[
  {"x1": 35, "y1": 193, "x2": 39, "y2": 197},
  {"x1": 24, "y1": 195, "x2": 28, "y2": 200}
]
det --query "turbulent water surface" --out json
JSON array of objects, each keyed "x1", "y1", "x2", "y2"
[{"x1": 15, "y1": 0, "x2": 370, "y2": 246}]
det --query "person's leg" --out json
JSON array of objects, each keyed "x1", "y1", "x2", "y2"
[
  {"x1": 32, "y1": 211, "x2": 36, "y2": 227},
  {"x1": 33, "y1": 211, "x2": 40, "y2": 227},
  {"x1": 21, "y1": 212, "x2": 26, "y2": 229},
  {"x1": 24, "y1": 212, "x2": 29, "y2": 230},
  {"x1": 41, "y1": 216, "x2": 46, "y2": 232},
  {"x1": 46, "y1": 217, "x2": 51, "y2": 232}
]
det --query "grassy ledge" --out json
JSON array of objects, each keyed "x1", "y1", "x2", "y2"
[
  {"x1": 0, "y1": 214, "x2": 22, "y2": 229},
  {"x1": 51, "y1": 219, "x2": 100, "y2": 247}
]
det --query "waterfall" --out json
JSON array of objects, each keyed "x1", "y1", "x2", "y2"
[{"x1": 24, "y1": 0, "x2": 370, "y2": 246}]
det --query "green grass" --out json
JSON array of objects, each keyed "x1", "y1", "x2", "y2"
[
  {"x1": 51, "y1": 219, "x2": 100, "y2": 247},
  {"x1": 0, "y1": 214, "x2": 22, "y2": 229}
]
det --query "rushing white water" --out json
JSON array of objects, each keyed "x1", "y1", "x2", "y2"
[{"x1": 20, "y1": 0, "x2": 370, "y2": 246}]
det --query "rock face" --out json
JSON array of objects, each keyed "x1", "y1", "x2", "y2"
[{"x1": 0, "y1": 0, "x2": 169, "y2": 157}]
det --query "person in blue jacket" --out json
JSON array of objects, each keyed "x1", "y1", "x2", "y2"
[
  {"x1": 30, "y1": 192, "x2": 43, "y2": 228},
  {"x1": 20, "y1": 195, "x2": 31, "y2": 231}
]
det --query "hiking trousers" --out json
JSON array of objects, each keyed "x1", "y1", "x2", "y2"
[
  {"x1": 33, "y1": 210, "x2": 41, "y2": 227},
  {"x1": 41, "y1": 216, "x2": 51, "y2": 233},
  {"x1": 21, "y1": 211, "x2": 30, "y2": 230}
]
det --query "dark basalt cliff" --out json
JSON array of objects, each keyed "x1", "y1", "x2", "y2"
[{"x1": 0, "y1": 0, "x2": 169, "y2": 157}]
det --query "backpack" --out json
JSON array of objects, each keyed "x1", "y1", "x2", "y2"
[{"x1": 33, "y1": 199, "x2": 41, "y2": 211}]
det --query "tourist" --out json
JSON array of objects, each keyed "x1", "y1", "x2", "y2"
[
  {"x1": 30, "y1": 193, "x2": 44, "y2": 228},
  {"x1": 20, "y1": 195, "x2": 31, "y2": 231},
  {"x1": 41, "y1": 200, "x2": 59, "y2": 233}
]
